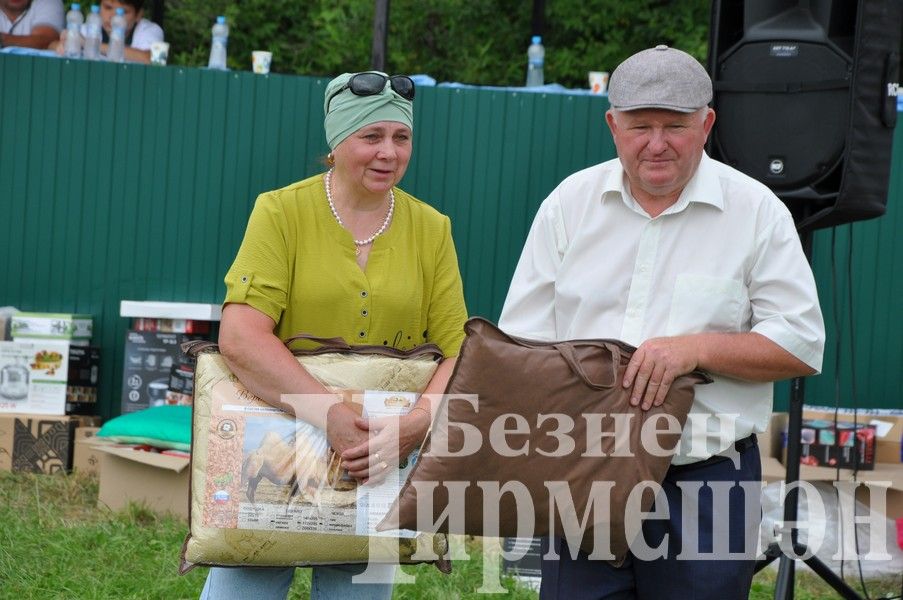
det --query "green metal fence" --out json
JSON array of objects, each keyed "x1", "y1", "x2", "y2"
[{"x1": 0, "y1": 54, "x2": 899, "y2": 417}]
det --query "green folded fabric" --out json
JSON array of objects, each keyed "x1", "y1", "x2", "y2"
[{"x1": 98, "y1": 405, "x2": 192, "y2": 451}]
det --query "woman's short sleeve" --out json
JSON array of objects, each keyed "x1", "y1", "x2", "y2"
[
  {"x1": 426, "y1": 216, "x2": 468, "y2": 357},
  {"x1": 223, "y1": 192, "x2": 289, "y2": 324}
]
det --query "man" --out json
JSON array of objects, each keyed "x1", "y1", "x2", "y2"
[
  {"x1": 0, "y1": 0, "x2": 64, "y2": 49},
  {"x1": 498, "y1": 45, "x2": 825, "y2": 599}
]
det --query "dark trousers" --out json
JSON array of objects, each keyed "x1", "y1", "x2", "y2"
[{"x1": 539, "y1": 437, "x2": 762, "y2": 600}]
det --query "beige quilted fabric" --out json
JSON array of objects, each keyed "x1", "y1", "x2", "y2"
[{"x1": 180, "y1": 351, "x2": 447, "y2": 572}]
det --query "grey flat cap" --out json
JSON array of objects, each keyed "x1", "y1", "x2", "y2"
[{"x1": 608, "y1": 45, "x2": 712, "y2": 113}]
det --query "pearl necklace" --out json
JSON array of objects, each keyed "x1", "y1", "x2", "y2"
[{"x1": 324, "y1": 169, "x2": 395, "y2": 254}]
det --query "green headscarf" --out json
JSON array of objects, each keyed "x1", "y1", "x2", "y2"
[{"x1": 323, "y1": 72, "x2": 414, "y2": 150}]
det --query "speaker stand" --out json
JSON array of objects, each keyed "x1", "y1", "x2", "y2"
[{"x1": 753, "y1": 230, "x2": 863, "y2": 600}]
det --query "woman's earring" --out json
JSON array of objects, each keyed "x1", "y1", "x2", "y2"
[{"x1": 327, "y1": 152, "x2": 335, "y2": 167}]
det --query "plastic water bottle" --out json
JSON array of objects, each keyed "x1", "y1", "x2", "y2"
[
  {"x1": 208, "y1": 16, "x2": 229, "y2": 70},
  {"x1": 64, "y1": 3, "x2": 84, "y2": 58},
  {"x1": 83, "y1": 4, "x2": 102, "y2": 60},
  {"x1": 107, "y1": 7, "x2": 126, "y2": 62},
  {"x1": 526, "y1": 35, "x2": 545, "y2": 87}
]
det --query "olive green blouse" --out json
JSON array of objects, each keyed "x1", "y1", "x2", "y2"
[{"x1": 223, "y1": 174, "x2": 467, "y2": 357}]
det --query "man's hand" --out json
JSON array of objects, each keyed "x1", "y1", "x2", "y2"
[{"x1": 622, "y1": 335, "x2": 701, "y2": 410}]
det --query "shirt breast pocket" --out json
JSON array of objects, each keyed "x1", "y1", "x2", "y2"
[{"x1": 666, "y1": 274, "x2": 745, "y2": 335}]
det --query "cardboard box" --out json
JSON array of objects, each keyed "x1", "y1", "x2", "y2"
[
  {"x1": 120, "y1": 331, "x2": 198, "y2": 414},
  {"x1": 0, "y1": 413, "x2": 78, "y2": 473},
  {"x1": 132, "y1": 318, "x2": 212, "y2": 335},
  {"x1": 759, "y1": 412, "x2": 903, "y2": 520},
  {"x1": 0, "y1": 340, "x2": 70, "y2": 415},
  {"x1": 72, "y1": 426, "x2": 102, "y2": 474},
  {"x1": 10, "y1": 312, "x2": 92, "y2": 345},
  {"x1": 803, "y1": 405, "x2": 902, "y2": 465},
  {"x1": 94, "y1": 443, "x2": 190, "y2": 519}
]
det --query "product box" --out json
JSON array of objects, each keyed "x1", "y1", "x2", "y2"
[
  {"x1": 0, "y1": 340, "x2": 70, "y2": 415},
  {"x1": 803, "y1": 405, "x2": 902, "y2": 465},
  {"x1": 502, "y1": 537, "x2": 543, "y2": 589},
  {"x1": 120, "y1": 332, "x2": 197, "y2": 414},
  {"x1": 67, "y1": 346, "x2": 100, "y2": 387},
  {"x1": 10, "y1": 312, "x2": 92, "y2": 346},
  {"x1": 132, "y1": 318, "x2": 212, "y2": 335},
  {"x1": 94, "y1": 443, "x2": 190, "y2": 519},
  {"x1": 66, "y1": 346, "x2": 101, "y2": 415},
  {"x1": 165, "y1": 362, "x2": 194, "y2": 406},
  {"x1": 0, "y1": 413, "x2": 79, "y2": 473},
  {"x1": 798, "y1": 418, "x2": 876, "y2": 470},
  {"x1": 72, "y1": 426, "x2": 102, "y2": 474},
  {"x1": 759, "y1": 412, "x2": 903, "y2": 520}
]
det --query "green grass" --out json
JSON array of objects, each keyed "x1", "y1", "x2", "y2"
[{"x1": 0, "y1": 471, "x2": 899, "y2": 599}]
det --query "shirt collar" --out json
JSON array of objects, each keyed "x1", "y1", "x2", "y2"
[{"x1": 600, "y1": 152, "x2": 724, "y2": 215}]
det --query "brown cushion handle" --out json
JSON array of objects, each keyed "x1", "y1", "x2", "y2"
[
  {"x1": 553, "y1": 342, "x2": 620, "y2": 389},
  {"x1": 283, "y1": 333, "x2": 352, "y2": 351}
]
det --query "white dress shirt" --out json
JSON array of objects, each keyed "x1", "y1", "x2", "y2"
[{"x1": 499, "y1": 153, "x2": 825, "y2": 464}]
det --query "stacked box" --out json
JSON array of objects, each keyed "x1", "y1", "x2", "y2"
[
  {"x1": 166, "y1": 362, "x2": 195, "y2": 406},
  {"x1": 798, "y1": 418, "x2": 876, "y2": 470},
  {"x1": 0, "y1": 414, "x2": 78, "y2": 473},
  {"x1": 0, "y1": 414, "x2": 101, "y2": 473},
  {"x1": 11, "y1": 312, "x2": 93, "y2": 346},
  {"x1": 0, "y1": 340, "x2": 70, "y2": 415},
  {"x1": 66, "y1": 346, "x2": 101, "y2": 415},
  {"x1": 121, "y1": 331, "x2": 199, "y2": 414},
  {"x1": 803, "y1": 406, "x2": 902, "y2": 464},
  {"x1": 132, "y1": 318, "x2": 211, "y2": 335}
]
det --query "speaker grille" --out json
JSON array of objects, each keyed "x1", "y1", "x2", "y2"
[{"x1": 713, "y1": 41, "x2": 851, "y2": 191}]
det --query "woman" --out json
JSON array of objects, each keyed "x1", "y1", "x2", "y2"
[{"x1": 199, "y1": 72, "x2": 467, "y2": 599}]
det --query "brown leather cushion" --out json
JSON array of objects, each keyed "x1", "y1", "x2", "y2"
[{"x1": 381, "y1": 317, "x2": 710, "y2": 563}]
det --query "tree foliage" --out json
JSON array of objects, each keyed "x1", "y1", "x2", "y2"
[{"x1": 162, "y1": 0, "x2": 709, "y2": 88}]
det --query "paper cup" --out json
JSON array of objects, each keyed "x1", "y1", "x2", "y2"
[
  {"x1": 588, "y1": 71, "x2": 609, "y2": 94},
  {"x1": 252, "y1": 51, "x2": 272, "y2": 74},
  {"x1": 150, "y1": 41, "x2": 169, "y2": 66}
]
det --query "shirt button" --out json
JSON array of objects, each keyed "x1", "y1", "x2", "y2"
[
  {"x1": 360, "y1": 290, "x2": 368, "y2": 298},
  {"x1": 361, "y1": 309, "x2": 368, "y2": 316},
  {"x1": 359, "y1": 331, "x2": 366, "y2": 338}
]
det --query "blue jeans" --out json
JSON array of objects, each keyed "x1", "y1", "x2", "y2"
[
  {"x1": 539, "y1": 437, "x2": 762, "y2": 600},
  {"x1": 200, "y1": 564, "x2": 395, "y2": 600}
]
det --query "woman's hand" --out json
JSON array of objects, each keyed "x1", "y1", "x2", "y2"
[
  {"x1": 324, "y1": 401, "x2": 369, "y2": 457},
  {"x1": 340, "y1": 407, "x2": 431, "y2": 484}
]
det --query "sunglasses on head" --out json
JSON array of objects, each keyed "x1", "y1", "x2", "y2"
[{"x1": 326, "y1": 73, "x2": 416, "y2": 113}]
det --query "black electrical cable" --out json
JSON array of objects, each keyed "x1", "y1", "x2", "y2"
[{"x1": 846, "y1": 227, "x2": 873, "y2": 600}]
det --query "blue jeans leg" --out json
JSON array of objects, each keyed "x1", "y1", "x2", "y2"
[
  {"x1": 200, "y1": 566, "x2": 294, "y2": 600},
  {"x1": 311, "y1": 563, "x2": 396, "y2": 600},
  {"x1": 200, "y1": 564, "x2": 394, "y2": 600}
]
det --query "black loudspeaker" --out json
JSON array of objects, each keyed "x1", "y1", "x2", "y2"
[{"x1": 707, "y1": 0, "x2": 902, "y2": 231}]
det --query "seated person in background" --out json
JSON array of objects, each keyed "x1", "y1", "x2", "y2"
[
  {"x1": 52, "y1": 0, "x2": 163, "y2": 63},
  {"x1": 0, "y1": 0, "x2": 64, "y2": 49}
]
